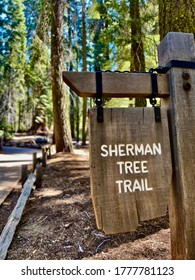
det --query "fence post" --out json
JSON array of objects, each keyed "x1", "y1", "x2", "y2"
[
  {"x1": 21, "y1": 164, "x2": 28, "y2": 186},
  {"x1": 0, "y1": 136, "x2": 3, "y2": 150},
  {"x1": 42, "y1": 151, "x2": 47, "y2": 167},
  {"x1": 33, "y1": 152, "x2": 37, "y2": 171},
  {"x1": 158, "y1": 32, "x2": 195, "y2": 259},
  {"x1": 35, "y1": 164, "x2": 42, "y2": 188}
]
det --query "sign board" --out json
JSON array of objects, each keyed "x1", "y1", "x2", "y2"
[{"x1": 89, "y1": 107, "x2": 172, "y2": 234}]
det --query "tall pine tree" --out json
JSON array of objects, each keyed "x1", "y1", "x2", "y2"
[
  {"x1": 27, "y1": 0, "x2": 51, "y2": 132},
  {"x1": 0, "y1": 0, "x2": 27, "y2": 128},
  {"x1": 50, "y1": 0, "x2": 73, "y2": 152},
  {"x1": 82, "y1": 0, "x2": 87, "y2": 145}
]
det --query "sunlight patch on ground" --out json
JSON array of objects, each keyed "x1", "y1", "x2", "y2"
[
  {"x1": 73, "y1": 148, "x2": 89, "y2": 157},
  {"x1": 34, "y1": 189, "x2": 63, "y2": 198},
  {"x1": 54, "y1": 194, "x2": 85, "y2": 205}
]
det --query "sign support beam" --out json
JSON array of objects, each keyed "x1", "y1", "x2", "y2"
[{"x1": 62, "y1": 71, "x2": 169, "y2": 98}]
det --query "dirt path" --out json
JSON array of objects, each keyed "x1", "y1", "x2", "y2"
[
  {"x1": 0, "y1": 146, "x2": 42, "y2": 206},
  {"x1": 0, "y1": 166, "x2": 21, "y2": 205},
  {"x1": 0, "y1": 148, "x2": 171, "y2": 260}
]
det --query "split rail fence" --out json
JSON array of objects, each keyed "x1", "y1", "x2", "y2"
[{"x1": 0, "y1": 144, "x2": 55, "y2": 259}]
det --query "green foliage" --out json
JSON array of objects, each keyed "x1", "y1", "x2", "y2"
[
  {"x1": 0, "y1": 0, "x2": 27, "y2": 127},
  {"x1": 1, "y1": 0, "x2": 193, "y2": 138},
  {"x1": 104, "y1": 98, "x2": 133, "y2": 108},
  {"x1": 0, "y1": 0, "x2": 52, "y2": 132},
  {"x1": 29, "y1": 34, "x2": 50, "y2": 84},
  {"x1": 24, "y1": 1, "x2": 51, "y2": 131},
  {"x1": 0, "y1": 118, "x2": 14, "y2": 139},
  {"x1": 88, "y1": 0, "x2": 159, "y2": 72},
  {"x1": 23, "y1": 0, "x2": 40, "y2": 45}
]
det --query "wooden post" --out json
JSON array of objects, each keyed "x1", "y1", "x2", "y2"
[
  {"x1": 159, "y1": 32, "x2": 195, "y2": 259},
  {"x1": 42, "y1": 151, "x2": 47, "y2": 167},
  {"x1": 35, "y1": 164, "x2": 42, "y2": 188},
  {"x1": 32, "y1": 152, "x2": 37, "y2": 171},
  {"x1": 0, "y1": 137, "x2": 3, "y2": 150},
  {"x1": 48, "y1": 146, "x2": 51, "y2": 158},
  {"x1": 21, "y1": 164, "x2": 28, "y2": 186}
]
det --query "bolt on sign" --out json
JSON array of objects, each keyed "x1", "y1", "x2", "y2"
[{"x1": 89, "y1": 107, "x2": 172, "y2": 234}]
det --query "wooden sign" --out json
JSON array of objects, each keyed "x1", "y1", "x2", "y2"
[{"x1": 89, "y1": 107, "x2": 172, "y2": 234}]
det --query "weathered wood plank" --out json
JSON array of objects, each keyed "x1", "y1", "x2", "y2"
[
  {"x1": 62, "y1": 71, "x2": 170, "y2": 98},
  {"x1": 159, "y1": 32, "x2": 195, "y2": 259},
  {"x1": 0, "y1": 173, "x2": 36, "y2": 260},
  {"x1": 89, "y1": 107, "x2": 172, "y2": 234}
]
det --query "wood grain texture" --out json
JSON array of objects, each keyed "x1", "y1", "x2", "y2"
[
  {"x1": 89, "y1": 108, "x2": 172, "y2": 234},
  {"x1": 159, "y1": 32, "x2": 195, "y2": 259},
  {"x1": 63, "y1": 71, "x2": 169, "y2": 98}
]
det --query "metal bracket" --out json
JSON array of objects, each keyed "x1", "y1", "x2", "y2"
[
  {"x1": 150, "y1": 60, "x2": 195, "y2": 74},
  {"x1": 150, "y1": 72, "x2": 161, "y2": 122},
  {"x1": 154, "y1": 106, "x2": 161, "y2": 122},
  {"x1": 95, "y1": 69, "x2": 104, "y2": 123}
]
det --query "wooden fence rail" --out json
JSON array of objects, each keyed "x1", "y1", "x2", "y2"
[
  {"x1": 0, "y1": 173, "x2": 36, "y2": 260},
  {"x1": 0, "y1": 143, "x2": 55, "y2": 259}
]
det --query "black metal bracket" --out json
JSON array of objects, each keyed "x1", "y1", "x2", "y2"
[
  {"x1": 150, "y1": 72, "x2": 161, "y2": 122},
  {"x1": 150, "y1": 60, "x2": 195, "y2": 74},
  {"x1": 95, "y1": 69, "x2": 104, "y2": 122},
  {"x1": 93, "y1": 59, "x2": 195, "y2": 123}
]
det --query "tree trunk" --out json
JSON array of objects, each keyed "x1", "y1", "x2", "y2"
[
  {"x1": 50, "y1": 0, "x2": 73, "y2": 153},
  {"x1": 67, "y1": 0, "x2": 75, "y2": 140},
  {"x1": 130, "y1": 0, "x2": 146, "y2": 107},
  {"x1": 76, "y1": 95, "x2": 80, "y2": 143},
  {"x1": 159, "y1": 0, "x2": 195, "y2": 41},
  {"x1": 82, "y1": 0, "x2": 87, "y2": 145}
]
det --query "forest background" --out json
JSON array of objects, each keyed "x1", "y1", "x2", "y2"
[{"x1": 0, "y1": 0, "x2": 195, "y2": 152}]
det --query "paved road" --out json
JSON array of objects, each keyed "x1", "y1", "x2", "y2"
[{"x1": 0, "y1": 146, "x2": 42, "y2": 205}]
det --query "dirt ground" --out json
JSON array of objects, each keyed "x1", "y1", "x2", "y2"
[{"x1": 0, "y1": 148, "x2": 171, "y2": 260}]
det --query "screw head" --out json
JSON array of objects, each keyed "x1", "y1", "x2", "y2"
[
  {"x1": 182, "y1": 71, "x2": 190, "y2": 80},
  {"x1": 183, "y1": 82, "x2": 191, "y2": 91}
]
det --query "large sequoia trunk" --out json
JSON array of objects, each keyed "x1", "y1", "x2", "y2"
[
  {"x1": 159, "y1": 0, "x2": 195, "y2": 41},
  {"x1": 50, "y1": 0, "x2": 73, "y2": 153}
]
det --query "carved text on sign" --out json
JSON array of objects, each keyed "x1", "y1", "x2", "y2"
[
  {"x1": 100, "y1": 142, "x2": 162, "y2": 193},
  {"x1": 89, "y1": 108, "x2": 172, "y2": 234}
]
